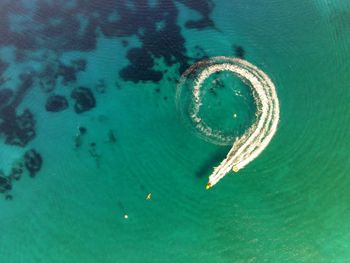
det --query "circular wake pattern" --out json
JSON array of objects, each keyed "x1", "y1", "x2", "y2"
[{"x1": 176, "y1": 57, "x2": 280, "y2": 188}]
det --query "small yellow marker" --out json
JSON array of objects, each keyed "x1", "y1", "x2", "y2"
[
  {"x1": 146, "y1": 193, "x2": 152, "y2": 200},
  {"x1": 232, "y1": 165, "x2": 239, "y2": 173},
  {"x1": 124, "y1": 214, "x2": 129, "y2": 219},
  {"x1": 233, "y1": 113, "x2": 237, "y2": 118}
]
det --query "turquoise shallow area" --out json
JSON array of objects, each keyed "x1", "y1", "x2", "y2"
[{"x1": 1, "y1": 0, "x2": 350, "y2": 262}]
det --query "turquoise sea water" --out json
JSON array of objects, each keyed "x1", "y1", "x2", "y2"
[{"x1": 1, "y1": 0, "x2": 350, "y2": 262}]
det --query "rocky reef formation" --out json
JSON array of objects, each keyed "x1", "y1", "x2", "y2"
[
  {"x1": 45, "y1": 95, "x2": 68, "y2": 112},
  {"x1": 0, "y1": 0, "x2": 215, "y2": 84},
  {"x1": 24, "y1": 149, "x2": 43, "y2": 178},
  {"x1": 233, "y1": 45, "x2": 245, "y2": 59},
  {"x1": 0, "y1": 88, "x2": 13, "y2": 106},
  {"x1": 0, "y1": 108, "x2": 36, "y2": 147},
  {"x1": 178, "y1": 0, "x2": 215, "y2": 29},
  {"x1": 71, "y1": 87, "x2": 96, "y2": 113},
  {"x1": 0, "y1": 0, "x2": 217, "y2": 198},
  {"x1": 0, "y1": 173, "x2": 11, "y2": 193}
]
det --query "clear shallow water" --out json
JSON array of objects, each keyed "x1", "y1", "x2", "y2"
[
  {"x1": 178, "y1": 69, "x2": 257, "y2": 143},
  {"x1": 0, "y1": 0, "x2": 350, "y2": 262}
]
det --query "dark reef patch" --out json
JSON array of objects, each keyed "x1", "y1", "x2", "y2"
[
  {"x1": 71, "y1": 59, "x2": 87, "y2": 72},
  {"x1": 0, "y1": 0, "x2": 215, "y2": 84},
  {"x1": 114, "y1": 0, "x2": 208, "y2": 82},
  {"x1": 0, "y1": 74, "x2": 36, "y2": 147},
  {"x1": 120, "y1": 66, "x2": 163, "y2": 83},
  {"x1": 57, "y1": 59, "x2": 87, "y2": 85},
  {"x1": 0, "y1": 60, "x2": 8, "y2": 75},
  {"x1": 127, "y1": 48, "x2": 154, "y2": 66},
  {"x1": 5, "y1": 194, "x2": 13, "y2": 200},
  {"x1": 38, "y1": 61, "x2": 59, "y2": 93},
  {"x1": 0, "y1": 174, "x2": 12, "y2": 193},
  {"x1": 71, "y1": 87, "x2": 96, "y2": 113},
  {"x1": 58, "y1": 64, "x2": 78, "y2": 85},
  {"x1": 0, "y1": 0, "x2": 216, "y2": 196},
  {"x1": 45, "y1": 95, "x2": 69, "y2": 112},
  {"x1": 79, "y1": 126, "x2": 87, "y2": 135},
  {"x1": 122, "y1": 40, "x2": 129, "y2": 47},
  {"x1": 10, "y1": 162, "x2": 24, "y2": 181},
  {"x1": 0, "y1": 89, "x2": 13, "y2": 107},
  {"x1": 11, "y1": 74, "x2": 34, "y2": 109},
  {"x1": 24, "y1": 149, "x2": 43, "y2": 177},
  {"x1": 108, "y1": 129, "x2": 117, "y2": 143},
  {"x1": 0, "y1": 107, "x2": 36, "y2": 147},
  {"x1": 37, "y1": 56, "x2": 87, "y2": 92},
  {"x1": 233, "y1": 45, "x2": 245, "y2": 59},
  {"x1": 177, "y1": 0, "x2": 215, "y2": 30}
]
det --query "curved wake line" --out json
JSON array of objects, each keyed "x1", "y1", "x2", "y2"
[
  {"x1": 176, "y1": 56, "x2": 279, "y2": 188},
  {"x1": 205, "y1": 57, "x2": 280, "y2": 188}
]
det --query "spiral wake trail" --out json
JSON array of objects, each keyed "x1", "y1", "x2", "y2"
[{"x1": 177, "y1": 57, "x2": 280, "y2": 188}]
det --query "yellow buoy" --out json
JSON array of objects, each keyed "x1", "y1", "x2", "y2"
[
  {"x1": 124, "y1": 214, "x2": 129, "y2": 219},
  {"x1": 146, "y1": 193, "x2": 152, "y2": 200},
  {"x1": 232, "y1": 165, "x2": 239, "y2": 172}
]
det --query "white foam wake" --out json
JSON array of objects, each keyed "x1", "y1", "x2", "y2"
[{"x1": 176, "y1": 57, "x2": 280, "y2": 188}]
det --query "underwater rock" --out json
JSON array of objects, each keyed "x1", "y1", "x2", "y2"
[
  {"x1": 10, "y1": 167, "x2": 23, "y2": 181},
  {"x1": 58, "y1": 64, "x2": 77, "y2": 85},
  {"x1": 108, "y1": 129, "x2": 116, "y2": 143},
  {"x1": 11, "y1": 74, "x2": 33, "y2": 108},
  {"x1": 120, "y1": 66, "x2": 163, "y2": 83},
  {"x1": 74, "y1": 126, "x2": 87, "y2": 149},
  {"x1": 38, "y1": 63, "x2": 58, "y2": 93},
  {"x1": 0, "y1": 76, "x2": 8, "y2": 87},
  {"x1": 0, "y1": 107, "x2": 36, "y2": 147},
  {"x1": 122, "y1": 40, "x2": 129, "y2": 47},
  {"x1": 0, "y1": 89, "x2": 13, "y2": 108},
  {"x1": 24, "y1": 149, "x2": 42, "y2": 177},
  {"x1": 89, "y1": 142, "x2": 101, "y2": 167},
  {"x1": 71, "y1": 87, "x2": 96, "y2": 113},
  {"x1": 0, "y1": 76, "x2": 36, "y2": 147},
  {"x1": 0, "y1": 60, "x2": 8, "y2": 74},
  {"x1": 177, "y1": 0, "x2": 215, "y2": 29},
  {"x1": 120, "y1": 47, "x2": 164, "y2": 82},
  {"x1": 74, "y1": 133, "x2": 82, "y2": 149},
  {"x1": 127, "y1": 48, "x2": 154, "y2": 68},
  {"x1": 57, "y1": 59, "x2": 88, "y2": 85},
  {"x1": 39, "y1": 77, "x2": 56, "y2": 93},
  {"x1": 233, "y1": 45, "x2": 245, "y2": 59},
  {"x1": 0, "y1": 175, "x2": 11, "y2": 193},
  {"x1": 79, "y1": 126, "x2": 87, "y2": 135},
  {"x1": 9, "y1": 159, "x2": 24, "y2": 181},
  {"x1": 185, "y1": 18, "x2": 214, "y2": 30},
  {"x1": 45, "y1": 95, "x2": 68, "y2": 112},
  {"x1": 117, "y1": 0, "x2": 190, "y2": 83},
  {"x1": 38, "y1": 58, "x2": 86, "y2": 90}
]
